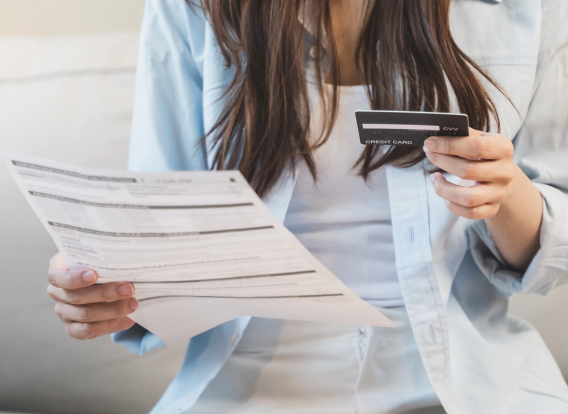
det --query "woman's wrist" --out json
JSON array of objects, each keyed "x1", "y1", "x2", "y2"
[{"x1": 484, "y1": 164, "x2": 543, "y2": 271}]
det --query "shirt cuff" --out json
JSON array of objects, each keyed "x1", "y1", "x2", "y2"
[
  {"x1": 111, "y1": 324, "x2": 165, "y2": 355},
  {"x1": 469, "y1": 183, "x2": 568, "y2": 297}
]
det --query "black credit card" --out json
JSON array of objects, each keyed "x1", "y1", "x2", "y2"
[{"x1": 355, "y1": 110, "x2": 469, "y2": 146}]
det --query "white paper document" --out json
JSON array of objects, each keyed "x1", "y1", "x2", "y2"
[{"x1": 3, "y1": 151, "x2": 394, "y2": 345}]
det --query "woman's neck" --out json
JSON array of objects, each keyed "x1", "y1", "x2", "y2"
[{"x1": 326, "y1": 0, "x2": 368, "y2": 86}]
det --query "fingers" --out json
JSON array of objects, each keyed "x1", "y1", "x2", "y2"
[
  {"x1": 48, "y1": 253, "x2": 98, "y2": 289},
  {"x1": 47, "y1": 282, "x2": 135, "y2": 305},
  {"x1": 100, "y1": 316, "x2": 137, "y2": 336},
  {"x1": 424, "y1": 132, "x2": 513, "y2": 160},
  {"x1": 55, "y1": 297, "x2": 139, "y2": 323},
  {"x1": 430, "y1": 173, "x2": 502, "y2": 219},
  {"x1": 430, "y1": 173, "x2": 506, "y2": 207},
  {"x1": 467, "y1": 127, "x2": 484, "y2": 137},
  {"x1": 48, "y1": 253, "x2": 139, "y2": 341},
  {"x1": 424, "y1": 148, "x2": 514, "y2": 183},
  {"x1": 65, "y1": 317, "x2": 136, "y2": 340},
  {"x1": 444, "y1": 200, "x2": 500, "y2": 220}
]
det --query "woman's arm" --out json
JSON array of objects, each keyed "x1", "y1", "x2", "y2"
[
  {"x1": 128, "y1": 0, "x2": 207, "y2": 173},
  {"x1": 46, "y1": 0, "x2": 208, "y2": 351},
  {"x1": 423, "y1": 131, "x2": 543, "y2": 272},
  {"x1": 424, "y1": 0, "x2": 568, "y2": 288},
  {"x1": 484, "y1": 165, "x2": 542, "y2": 271}
]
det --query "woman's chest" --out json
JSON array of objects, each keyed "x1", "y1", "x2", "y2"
[
  {"x1": 449, "y1": 0, "x2": 541, "y2": 137},
  {"x1": 286, "y1": 85, "x2": 391, "y2": 225}
]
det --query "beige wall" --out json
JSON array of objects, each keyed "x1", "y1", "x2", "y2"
[{"x1": 0, "y1": 0, "x2": 145, "y2": 36}]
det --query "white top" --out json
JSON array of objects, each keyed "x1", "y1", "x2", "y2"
[{"x1": 284, "y1": 85, "x2": 403, "y2": 306}]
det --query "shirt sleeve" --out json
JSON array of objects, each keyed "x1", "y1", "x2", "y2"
[
  {"x1": 127, "y1": 0, "x2": 208, "y2": 173},
  {"x1": 112, "y1": 0, "x2": 208, "y2": 355},
  {"x1": 469, "y1": 0, "x2": 568, "y2": 297}
]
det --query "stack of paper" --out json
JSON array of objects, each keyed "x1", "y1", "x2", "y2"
[{"x1": 3, "y1": 152, "x2": 394, "y2": 346}]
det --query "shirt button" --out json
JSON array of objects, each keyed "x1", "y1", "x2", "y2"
[
  {"x1": 309, "y1": 46, "x2": 321, "y2": 59},
  {"x1": 230, "y1": 332, "x2": 239, "y2": 346}
]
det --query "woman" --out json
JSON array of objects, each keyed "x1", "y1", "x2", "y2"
[{"x1": 46, "y1": 0, "x2": 568, "y2": 413}]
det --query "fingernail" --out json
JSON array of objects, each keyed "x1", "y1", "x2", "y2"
[
  {"x1": 422, "y1": 146, "x2": 429, "y2": 154},
  {"x1": 424, "y1": 139, "x2": 437, "y2": 150},
  {"x1": 118, "y1": 283, "x2": 133, "y2": 296},
  {"x1": 444, "y1": 199, "x2": 450, "y2": 206},
  {"x1": 429, "y1": 173, "x2": 436, "y2": 183},
  {"x1": 129, "y1": 297, "x2": 139, "y2": 312},
  {"x1": 82, "y1": 271, "x2": 96, "y2": 283}
]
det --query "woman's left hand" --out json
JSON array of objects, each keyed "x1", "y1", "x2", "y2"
[{"x1": 423, "y1": 128, "x2": 516, "y2": 220}]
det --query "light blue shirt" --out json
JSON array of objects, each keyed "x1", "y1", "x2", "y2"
[{"x1": 113, "y1": 0, "x2": 568, "y2": 413}]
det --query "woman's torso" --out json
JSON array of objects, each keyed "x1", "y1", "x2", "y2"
[
  {"x1": 189, "y1": 84, "x2": 446, "y2": 413},
  {"x1": 124, "y1": 1, "x2": 568, "y2": 413},
  {"x1": 284, "y1": 84, "x2": 402, "y2": 306}
]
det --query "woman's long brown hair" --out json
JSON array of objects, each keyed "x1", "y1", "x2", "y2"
[{"x1": 197, "y1": 0, "x2": 509, "y2": 198}]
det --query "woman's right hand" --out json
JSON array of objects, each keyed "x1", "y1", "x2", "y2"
[{"x1": 47, "y1": 253, "x2": 138, "y2": 340}]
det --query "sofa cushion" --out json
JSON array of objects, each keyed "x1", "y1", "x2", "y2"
[{"x1": 0, "y1": 32, "x2": 186, "y2": 414}]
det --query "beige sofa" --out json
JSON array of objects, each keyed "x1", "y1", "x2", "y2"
[
  {"x1": 0, "y1": 31, "x2": 565, "y2": 414},
  {"x1": 0, "y1": 32, "x2": 187, "y2": 414}
]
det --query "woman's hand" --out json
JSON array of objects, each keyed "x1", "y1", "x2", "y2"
[
  {"x1": 47, "y1": 253, "x2": 138, "y2": 340},
  {"x1": 423, "y1": 128, "x2": 515, "y2": 220},
  {"x1": 424, "y1": 127, "x2": 543, "y2": 271}
]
